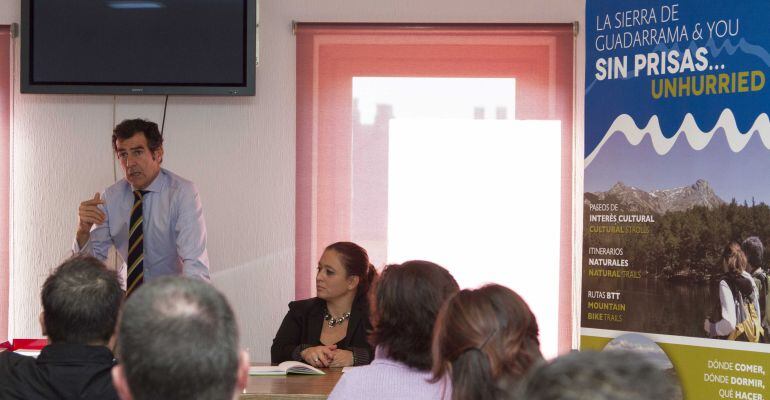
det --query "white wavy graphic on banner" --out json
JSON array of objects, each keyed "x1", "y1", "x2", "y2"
[{"x1": 585, "y1": 109, "x2": 770, "y2": 167}]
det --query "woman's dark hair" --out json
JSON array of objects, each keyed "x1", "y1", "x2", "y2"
[
  {"x1": 369, "y1": 260, "x2": 459, "y2": 370},
  {"x1": 431, "y1": 284, "x2": 542, "y2": 400},
  {"x1": 112, "y1": 118, "x2": 164, "y2": 154},
  {"x1": 325, "y1": 242, "x2": 377, "y2": 300}
]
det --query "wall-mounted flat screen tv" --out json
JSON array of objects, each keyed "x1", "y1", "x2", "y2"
[{"x1": 21, "y1": 0, "x2": 256, "y2": 96}]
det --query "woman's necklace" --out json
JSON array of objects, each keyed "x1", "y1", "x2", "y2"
[{"x1": 323, "y1": 308, "x2": 351, "y2": 328}]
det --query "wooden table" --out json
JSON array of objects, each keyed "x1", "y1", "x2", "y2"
[{"x1": 240, "y1": 368, "x2": 343, "y2": 400}]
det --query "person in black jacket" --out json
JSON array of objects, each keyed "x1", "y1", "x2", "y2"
[
  {"x1": 0, "y1": 255, "x2": 123, "y2": 400},
  {"x1": 272, "y1": 242, "x2": 377, "y2": 367}
]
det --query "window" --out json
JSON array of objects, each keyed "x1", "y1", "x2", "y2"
[{"x1": 296, "y1": 23, "x2": 574, "y2": 356}]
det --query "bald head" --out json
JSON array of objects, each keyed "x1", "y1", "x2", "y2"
[{"x1": 114, "y1": 277, "x2": 244, "y2": 400}]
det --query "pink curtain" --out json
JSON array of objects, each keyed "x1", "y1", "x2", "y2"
[
  {"x1": 0, "y1": 25, "x2": 10, "y2": 343},
  {"x1": 296, "y1": 23, "x2": 574, "y2": 352}
]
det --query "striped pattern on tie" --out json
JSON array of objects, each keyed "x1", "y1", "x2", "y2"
[{"x1": 126, "y1": 190, "x2": 147, "y2": 296}]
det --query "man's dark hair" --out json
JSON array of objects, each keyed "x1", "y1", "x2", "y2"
[
  {"x1": 112, "y1": 118, "x2": 163, "y2": 153},
  {"x1": 117, "y1": 277, "x2": 239, "y2": 400},
  {"x1": 742, "y1": 236, "x2": 764, "y2": 272},
  {"x1": 369, "y1": 260, "x2": 459, "y2": 370},
  {"x1": 41, "y1": 255, "x2": 123, "y2": 344},
  {"x1": 514, "y1": 350, "x2": 678, "y2": 400}
]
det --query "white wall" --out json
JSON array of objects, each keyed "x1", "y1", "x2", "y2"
[{"x1": 1, "y1": 0, "x2": 585, "y2": 362}]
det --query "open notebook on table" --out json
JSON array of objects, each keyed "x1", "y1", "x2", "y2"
[{"x1": 249, "y1": 361, "x2": 325, "y2": 376}]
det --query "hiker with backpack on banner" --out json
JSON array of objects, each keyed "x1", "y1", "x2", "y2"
[
  {"x1": 704, "y1": 242, "x2": 764, "y2": 342},
  {"x1": 742, "y1": 236, "x2": 770, "y2": 343}
]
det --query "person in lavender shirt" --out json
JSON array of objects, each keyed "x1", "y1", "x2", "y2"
[
  {"x1": 431, "y1": 284, "x2": 543, "y2": 400},
  {"x1": 328, "y1": 260, "x2": 459, "y2": 400}
]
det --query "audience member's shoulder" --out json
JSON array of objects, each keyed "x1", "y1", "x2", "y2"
[
  {"x1": 0, "y1": 352, "x2": 41, "y2": 398},
  {"x1": 0, "y1": 351, "x2": 36, "y2": 369},
  {"x1": 328, "y1": 364, "x2": 375, "y2": 400}
]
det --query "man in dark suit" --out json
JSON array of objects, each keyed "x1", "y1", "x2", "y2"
[{"x1": 0, "y1": 255, "x2": 123, "y2": 399}]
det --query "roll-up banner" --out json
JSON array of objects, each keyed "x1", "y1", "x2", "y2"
[{"x1": 583, "y1": 1, "x2": 770, "y2": 399}]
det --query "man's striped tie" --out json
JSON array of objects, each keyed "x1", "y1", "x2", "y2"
[{"x1": 127, "y1": 190, "x2": 147, "y2": 296}]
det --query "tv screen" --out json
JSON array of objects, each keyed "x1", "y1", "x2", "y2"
[{"x1": 21, "y1": 0, "x2": 256, "y2": 96}]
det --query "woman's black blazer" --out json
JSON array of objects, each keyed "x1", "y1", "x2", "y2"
[{"x1": 270, "y1": 297, "x2": 373, "y2": 365}]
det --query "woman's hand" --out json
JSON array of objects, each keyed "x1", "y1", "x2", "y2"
[
  {"x1": 301, "y1": 345, "x2": 337, "y2": 367},
  {"x1": 329, "y1": 349, "x2": 354, "y2": 367}
]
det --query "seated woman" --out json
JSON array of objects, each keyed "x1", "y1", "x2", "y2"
[
  {"x1": 271, "y1": 242, "x2": 377, "y2": 367},
  {"x1": 431, "y1": 284, "x2": 543, "y2": 400},
  {"x1": 328, "y1": 260, "x2": 459, "y2": 399}
]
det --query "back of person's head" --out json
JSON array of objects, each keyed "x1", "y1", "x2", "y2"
[
  {"x1": 325, "y1": 241, "x2": 378, "y2": 300},
  {"x1": 514, "y1": 350, "x2": 678, "y2": 400},
  {"x1": 723, "y1": 242, "x2": 748, "y2": 275},
  {"x1": 431, "y1": 284, "x2": 542, "y2": 400},
  {"x1": 113, "y1": 277, "x2": 248, "y2": 400},
  {"x1": 369, "y1": 260, "x2": 459, "y2": 370},
  {"x1": 741, "y1": 236, "x2": 764, "y2": 272},
  {"x1": 41, "y1": 255, "x2": 123, "y2": 345}
]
